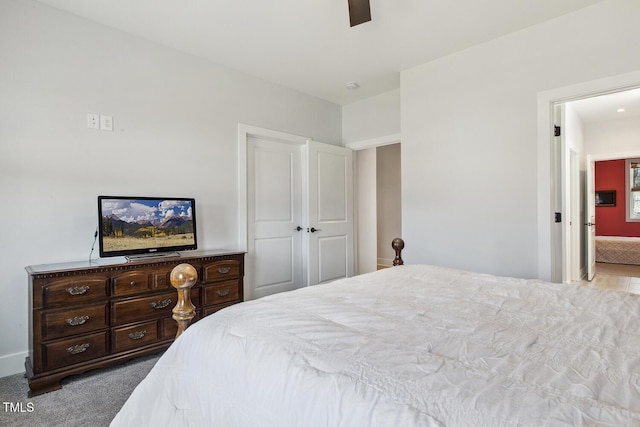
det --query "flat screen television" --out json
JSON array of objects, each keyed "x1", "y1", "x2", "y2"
[
  {"x1": 595, "y1": 190, "x2": 616, "y2": 207},
  {"x1": 98, "y1": 196, "x2": 197, "y2": 258}
]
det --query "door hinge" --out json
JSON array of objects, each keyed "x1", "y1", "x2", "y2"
[
  {"x1": 554, "y1": 125, "x2": 561, "y2": 137},
  {"x1": 555, "y1": 212, "x2": 562, "y2": 223}
]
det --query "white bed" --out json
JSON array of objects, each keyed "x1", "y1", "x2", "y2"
[
  {"x1": 596, "y1": 235, "x2": 640, "y2": 265},
  {"x1": 111, "y1": 264, "x2": 640, "y2": 426}
]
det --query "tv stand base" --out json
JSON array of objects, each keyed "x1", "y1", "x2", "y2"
[{"x1": 125, "y1": 251, "x2": 180, "y2": 262}]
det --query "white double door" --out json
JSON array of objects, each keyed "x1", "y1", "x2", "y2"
[{"x1": 247, "y1": 136, "x2": 354, "y2": 299}]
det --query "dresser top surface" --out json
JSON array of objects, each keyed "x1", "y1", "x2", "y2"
[{"x1": 26, "y1": 249, "x2": 245, "y2": 275}]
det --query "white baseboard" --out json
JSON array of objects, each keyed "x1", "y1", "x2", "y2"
[{"x1": 0, "y1": 351, "x2": 27, "y2": 378}]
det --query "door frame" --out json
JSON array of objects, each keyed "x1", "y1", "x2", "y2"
[
  {"x1": 346, "y1": 133, "x2": 401, "y2": 274},
  {"x1": 537, "y1": 70, "x2": 640, "y2": 282}
]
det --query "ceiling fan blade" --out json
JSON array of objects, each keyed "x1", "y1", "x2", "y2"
[{"x1": 348, "y1": 0, "x2": 371, "y2": 27}]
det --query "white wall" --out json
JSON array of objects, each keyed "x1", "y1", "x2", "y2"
[
  {"x1": 376, "y1": 144, "x2": 402, "y2": 265},
  {"x1": 355, "y1": 148, "x2": 377, "y2": 274},
  {"x1": 401, "y1": 0, "x2": 640, "y2": 279},
  {"x1": 342, "y1": 89, "x2": 400, "y2": 145},
  {"x1": 0, "y1": 0, "x2": 341, "y2": 376},
  {"x1": 565, "y1": 105, "x2": 586, "y2": 156}
]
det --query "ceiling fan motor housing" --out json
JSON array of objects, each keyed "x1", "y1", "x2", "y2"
[{"x1": 348, "y1": 0, "x2": 371, "y2": 27}]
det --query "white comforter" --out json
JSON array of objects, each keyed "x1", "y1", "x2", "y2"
[{"x1": 111, "y1": 265, "x2": 640, "y2": 426}]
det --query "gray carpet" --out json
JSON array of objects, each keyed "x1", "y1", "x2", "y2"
[{"x1": 0, "y1": 353, "x2": 160, "y2": 427}]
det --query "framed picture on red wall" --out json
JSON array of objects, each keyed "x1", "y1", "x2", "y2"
[{"x1": 595, "y1": 190, "x2": 616, "y2": 207}]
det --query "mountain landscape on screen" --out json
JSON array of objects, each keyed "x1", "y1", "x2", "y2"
[{"x1": 99, "y1": 197, "x2": 196, "y2": 255}]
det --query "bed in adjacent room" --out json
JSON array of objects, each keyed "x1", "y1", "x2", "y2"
[
  {"x1": 596, "y1": 235, "x2": 640, "y2": 265},
  {"x1": 111, "y1": 244, "x2": 640, "y2": 426}
]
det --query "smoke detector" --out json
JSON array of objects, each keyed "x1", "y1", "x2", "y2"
[{"x1": 345, "y1": 82, "x2": 359, "y2": 90}]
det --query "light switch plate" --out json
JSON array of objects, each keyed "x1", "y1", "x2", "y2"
[{"x1": 100, "y1": 115, "x2": 113, "y2": 131}]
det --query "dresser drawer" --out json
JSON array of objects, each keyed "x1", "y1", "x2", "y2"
[
  {"x1": 111, "y1": 291, "x2": 200, "y2": 326},
  {"x1": 112, "y1": 320, "x2": 160, "y2": 353},
  {"x1": 112, "y1": 271, "x2": 151, "y2": 296},
  {"x1": 40, "y1": 277, "x2": 109, "y2": 308},
  {"x1": 41, "y1": 304, "x2": 108, "y2": 340},
  {"x1": 43, "y1": 331, "x2": 108, "y2": 371},
  {"x1": 150, "y1": 266, "x2": 200, "y2": 290},
  {"x1": 150, "y1": 267, "x2": 174, "y2": 290},
  {"x1": 203, "y1": 260, "x2": 240, "y2": 283},
  {"x1": 202, "y1": 280, "x2": 240, "y2": 307}
]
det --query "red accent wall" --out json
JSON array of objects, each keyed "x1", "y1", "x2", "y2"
[{"x1": 595, "y1": 159, "x2": 640, "y2": 237}]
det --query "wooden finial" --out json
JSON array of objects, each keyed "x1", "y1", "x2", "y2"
[
  {"x1": 392, "y1": 238, "x2": 405, "y2": 266},
  {"x1": 170, "y1": 263, "x2": 197, "y2": 338}
]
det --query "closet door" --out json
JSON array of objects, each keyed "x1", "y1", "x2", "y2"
[
  {"x1": 307, "y1": 141, "x2": 354, "y2": 285},
  {"x1": 247, "y1": 136, "x2": 304, "y2": 299}
]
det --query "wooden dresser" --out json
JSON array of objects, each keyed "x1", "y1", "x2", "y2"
[{"x1": 25, "y1": 250, "x2": 244, "y2": 396}]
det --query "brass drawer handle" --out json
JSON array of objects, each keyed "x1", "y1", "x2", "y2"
[
  {"x1": 66, "y1": 316, "x2": 89, "y2": 326},
  {"x1": 216, "y1": 289, "x2": 230, "y2": 297},
  {"x1": 66, "y1": 285, "x2": 90, "y2": 296},
  {"x1": 128, "y1": 330, "x2": 147, "y2": 340},
  {"x1": 67, "y1": 343, "x2": 90, "y2": 354},
  {"x1": 150, "y1": 299, "x2": 172, "y2": 309},
  {"x1": 217, "y1": 267, "x2": 231, "y2": 274}
]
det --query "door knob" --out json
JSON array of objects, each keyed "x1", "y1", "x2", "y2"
[
  {"x1": 585, "y1": 222, "x2": 596, "y2": 227},
  {"x1": 294, "y1": 226, "x2": 303, "y2": 231},
  {"x1": 308, "y1": 227, "x2": 322, "y2": 233}
]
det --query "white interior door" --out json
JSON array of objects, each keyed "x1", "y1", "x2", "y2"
[
  {"x1": 569, "y1": 149, "x2": 582, "y2": 281},
  {"x1": 248, "y1": 136, "x2": 304, "y2": 298},
  {"x1": 307, "y1": 141, "x2": 354, "y2": 285},
  {"x1": 586, "y1": 155, "x2": 596, "y2": 280}
]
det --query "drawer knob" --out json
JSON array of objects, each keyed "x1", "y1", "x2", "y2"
[
  {"x1": 129, "y1": 281, "x2": 136, "y2": 287},
  {"x1": 150, "y1": 299, "x2": 172, "y2": 309},
  {"x1": 65, "y1": 316, "x2": 89, "y2": 326},
  {"x1": 66, "y1": 285, "x2": 90, "y2": 296},
  {"x1": 128, "y1": 330, "x2": 147, "y2": 340},
  {"x1": 217, "y1": 267, "x2": 231, "y2": 274},
  {"x1": 216, "y1": 289, "x2": 230, "y2": 297},
  {"x1": 66, "y1": 343, "x2": 90, "y2": 354}
]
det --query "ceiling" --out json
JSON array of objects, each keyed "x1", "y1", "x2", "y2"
[
  {"x1": 36, "y1": 0, "x2": 604, "y2": 105},
  {"x1": 569, "y1": 87, "x2": 640, "y2": 124}
]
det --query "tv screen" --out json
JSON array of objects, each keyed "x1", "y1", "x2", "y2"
[
  {"x1": 595, "y1": 190, "x2": 616, "y2": 207},
  {"x1": 98, "y1": 196, "x2": 197, "y2": 258}
]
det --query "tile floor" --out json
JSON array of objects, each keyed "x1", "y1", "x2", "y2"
[{"x1": 572, "y1": 262, "x2": 640, "y2": 295}]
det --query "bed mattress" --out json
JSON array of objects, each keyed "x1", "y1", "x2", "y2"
[{"x1": 111, "y1": 264, "x2": 640, "y2": 426}]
